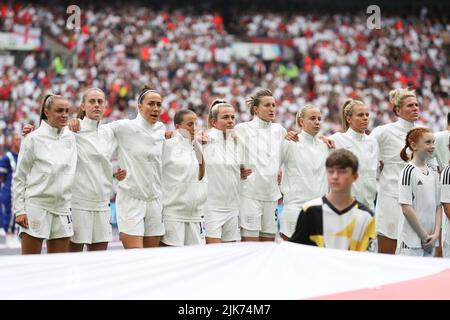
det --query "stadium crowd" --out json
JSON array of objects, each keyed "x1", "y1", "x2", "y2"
[{"x1": 0, "y1": 3, "x2": 449, "y2": 154}]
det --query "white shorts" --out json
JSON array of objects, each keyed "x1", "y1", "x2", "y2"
[
  {"x1": 116, "y1": 191, "x2": 165, "y2": 237},
  {"x1": 162, "y1": 220, "x2": 205, "y2": 246},
  {"x1": 71, "y1": 209, "x2": 112, "y2": 244},
  {"x1": 396, "y1": 246, "x2": 435, "y2": 257},
  {"x1": 19, "y1": 206, "x2": 73, "y2": 240},
  {"x1": 239, "y1": 197, "x2": 278, "y2": 237},
  {"x1": 204, "y1": 210, "x2": 240, "y2": 242},
  {"x1": 443, "y1": 242, "x2": 450, "y2": 258},
  {"x1": 375, "y1": 193, "x2": 401, "y2": 239},
  {"x1": 279, "y1": 203, "x2": 303, "y2": 239}
]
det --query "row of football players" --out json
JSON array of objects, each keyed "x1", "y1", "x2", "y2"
[{"x1": 12, "y1": 86, "x2": 449, "y2": 256}]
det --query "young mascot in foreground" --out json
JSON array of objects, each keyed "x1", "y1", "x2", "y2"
[
  {"x1": 397, "y1": 127, "x2": 441, "y2": 257},
  {"x1": 290, "y1": 149, "x2": 376, "y2": 252}
]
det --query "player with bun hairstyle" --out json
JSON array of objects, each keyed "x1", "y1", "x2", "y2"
[
  {"x1": 107, "y1": 86, "x2": 166, "y2": 249},
  {"x1": 203, "y1": 99, "x2": 251, "y2": 243}
]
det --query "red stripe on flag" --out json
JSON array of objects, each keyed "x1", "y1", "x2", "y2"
[{"x1": 311, "y1": 269, "x2": 450, "y2": 300}]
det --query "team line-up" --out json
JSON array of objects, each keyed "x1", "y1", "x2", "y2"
[{"x1": 9, "y1": 86, "x2": 450, "y2": 257}]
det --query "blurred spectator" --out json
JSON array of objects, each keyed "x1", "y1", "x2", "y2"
[{"x1": 51, "y1": 55, "x2": 64, "y2": 76}]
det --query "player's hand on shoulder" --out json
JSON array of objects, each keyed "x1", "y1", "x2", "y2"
[
  {"x1": 22, "y1": 124, "x2": 34, "y2": 136},
  {"x1": 196, "y1": 130, "x2": 209, "y2": 145},
  {"x1": 68, "y1": 119, "x2": 81, "y2": 132},
  {"x1": 285, "y1": 131, "x2": 298, "y2": 142},
  {"x1": 319, "y1": 135, "x2": 335, "y2": 149},
  {"x1": 165, "y1": 130, "x2": 174, "y2": 139}
]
